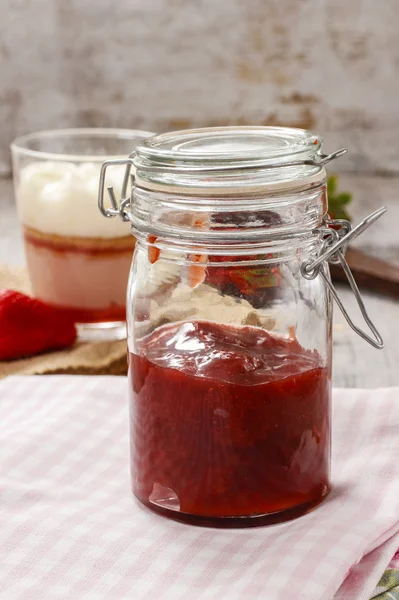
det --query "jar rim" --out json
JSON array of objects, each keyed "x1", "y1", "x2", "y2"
[
  {"x1": 133, "y1": 126, "x2": 326, "y2": 195},
  {"x1": 136, "y1": 126, "x2": 321, "y2": 162}
]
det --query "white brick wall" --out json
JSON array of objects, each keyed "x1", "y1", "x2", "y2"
[{"x1": 1, "y1": 0, "x2": 398, "y2": 174}]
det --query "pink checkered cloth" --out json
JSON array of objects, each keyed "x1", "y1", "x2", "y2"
[{"x1": 1, "y1": 376, "x2": 398, "y2": 600}]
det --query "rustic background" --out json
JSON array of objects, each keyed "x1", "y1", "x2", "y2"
[
  {"x1": 1, "y1": 0, "x2": 398, "y2": 176},
  {"x1": 1, "y1": 0, "x2": 399, "y2": 387}
]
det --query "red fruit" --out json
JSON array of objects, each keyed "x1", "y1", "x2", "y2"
[
  {"x1": 147, "y1": 235, "x2": 160, "y2": 264},
  {"x1": 0, "y1": 290, "x2": 77, "y2": 361}
]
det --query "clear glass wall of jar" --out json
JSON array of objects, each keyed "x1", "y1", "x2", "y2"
[{"x1": 124, "y1": 127, "x2": 333, "y2": 526}]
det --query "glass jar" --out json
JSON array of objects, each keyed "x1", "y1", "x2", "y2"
[{"x1": 98, "y1": 126, "x2": 384, "y2": 527}]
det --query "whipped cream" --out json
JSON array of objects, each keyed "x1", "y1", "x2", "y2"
[{"x1": 17, "y1": 161, "x2": 133, "y2": 238}]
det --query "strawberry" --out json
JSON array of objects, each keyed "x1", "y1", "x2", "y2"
[
  {"x1": 147, "y1": 235, "x2": 160, "y2": 264},
  {"x1": 187, "y1": 253, "x2": 207, "y2": 288},
  {"x1": 206, "y1": 210, "x2": 283, "y2": 305},
  {"x1": 0, "y1": 290, "x2": 77, "y2": 361}
]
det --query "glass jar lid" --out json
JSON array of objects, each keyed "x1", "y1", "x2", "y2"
[{"x1": 133, "y1": 126, "x2": 326, "y2": 195}]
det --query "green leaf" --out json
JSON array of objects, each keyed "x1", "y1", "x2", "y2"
[
  {"x1": 327, "y1": 174, "x2": 337, "y2": 196},
  {"x1": 327, "y1": 174, "x2": 353, "y2": 221},
  {"x1": 336, "y1": 192, "x2": 352, "y2": 205}
]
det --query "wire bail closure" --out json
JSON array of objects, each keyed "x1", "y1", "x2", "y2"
[
  {"x1": 97, "y1": 146, "x2": 385, "y2": 349},
  {"x1": 301, "y1": 207, "x2": 386, "y2": 349},
  {"x1": 98, "y1": 153, "x2": 136, "y2": 221}
]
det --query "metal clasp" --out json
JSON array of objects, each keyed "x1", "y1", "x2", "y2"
[
  {"x1": 98, "y1": 153, "x2": 136, "y2": 222},
  {"x1": 301, "y1": 207, "x2": 387, "y2": 349},
  {"x1": 295, "y1": 148, "x2": 348, "y2": 168}
]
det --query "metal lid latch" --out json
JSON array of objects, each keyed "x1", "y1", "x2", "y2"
[
  {"x1": 301, "y1": 207, "x2": 387, "y2": 349},
  {"x1": 98, "y1": 153, "x2": 136, "y2": 221}
]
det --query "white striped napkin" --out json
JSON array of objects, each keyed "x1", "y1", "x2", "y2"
[{"x1": 0, "y1": 375, "x2": 398, "y2": 600}]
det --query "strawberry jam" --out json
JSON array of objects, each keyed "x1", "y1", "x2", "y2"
[{"x1": 129, "y1": 320, "x2": 331, "y2": 526}]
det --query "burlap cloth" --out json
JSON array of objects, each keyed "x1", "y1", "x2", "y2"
[{"x1": 0, "y1": 265, "x2": 127, "y2": 378}]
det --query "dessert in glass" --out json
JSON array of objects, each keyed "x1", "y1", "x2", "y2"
[{"x1": 11, "y1": 128, "x2": 154, "y2": 339}]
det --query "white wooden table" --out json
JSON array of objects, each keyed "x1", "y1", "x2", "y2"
[{"x1": 1, "y1": 175, "x2": 398, "y2": 388}]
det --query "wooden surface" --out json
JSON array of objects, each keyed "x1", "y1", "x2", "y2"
[
  {"x1": 330, "y1": 247, "x2": 399, "y2": 299},
  {"x1": 1, "y1": 174, "x2": 398, "y2": 388}
]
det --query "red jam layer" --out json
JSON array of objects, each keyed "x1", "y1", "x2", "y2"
[
  {"x1": 23, "y1": 228, "x2": 135, "y2": 256},
  {"x1": 47, "y1": 304, "x2": 126, "y2": 324},
  {"x1": 129, "y1": 321, "x2": 331, "y2": 526}
]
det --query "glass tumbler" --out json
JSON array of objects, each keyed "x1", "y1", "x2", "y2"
[{"x1": 11, "y1": 128, "x2": 154, "y2": 340}]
